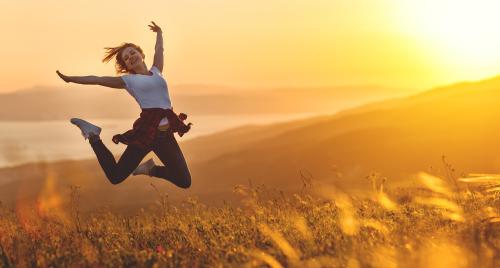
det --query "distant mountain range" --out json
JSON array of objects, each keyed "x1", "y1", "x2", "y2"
[
  {"x1": 1, "y1": 76, "x2": 499, "y2": 211},
  {"x1": 0, "y1": 84, "x2": 406, "y2": 120}
]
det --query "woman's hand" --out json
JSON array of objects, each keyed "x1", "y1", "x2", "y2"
[
  {"x1": 56, "y1": 70, "x2": 72, "y2": 83},
  {"x1": 148, "y1": 21, "x2": 162, "y2": 33}
]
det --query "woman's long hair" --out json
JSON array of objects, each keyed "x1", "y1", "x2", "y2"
[{"x1": 102, "y1": 43, "x2": 145, "y2": 74}]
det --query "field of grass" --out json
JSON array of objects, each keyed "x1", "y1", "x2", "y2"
[{"x1": 0, "y1": 171, "x2": 498, "y2": 267}]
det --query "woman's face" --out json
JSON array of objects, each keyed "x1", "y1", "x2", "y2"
[{"x1": 121, "y1": 46, "x2": 144, "y2": 72}]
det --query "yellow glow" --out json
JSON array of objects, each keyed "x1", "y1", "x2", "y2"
[{"x1": 400, "y1": 1, "x2": 500, "y2": 66}]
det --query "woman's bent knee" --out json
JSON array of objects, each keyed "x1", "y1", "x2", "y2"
[
  {"x1": 178, "y1": 172, "x2": 192, "y2": 189},
  {"x1": 107, "y1": 172, "x2": 129, "y2": 185}
]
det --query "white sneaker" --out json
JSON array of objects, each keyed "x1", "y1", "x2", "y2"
[
  {"x1": 70, "y1": 118, "x2": 102, "y2": 140},
  {"x1": 133, "y1": 158, "x2": 156, "y2": 176}
]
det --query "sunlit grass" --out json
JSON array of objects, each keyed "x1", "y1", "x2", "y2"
[{"x1": 0, "y1": 171, "x2": 499, "y2": 267}]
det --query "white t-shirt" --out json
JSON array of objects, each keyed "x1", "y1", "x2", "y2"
[{"x1": 120, "y1": 66, "x2": 171, "y2": 126}]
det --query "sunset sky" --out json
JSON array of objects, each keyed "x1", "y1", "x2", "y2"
[{"x1": 2, "y1": 0, "x2": 500, "y2": 93}]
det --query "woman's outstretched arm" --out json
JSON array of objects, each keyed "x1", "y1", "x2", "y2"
[
  {"x1": 56, "y1": 70, "x2": 126, "y2": 89},
  {"x1": 149, "y1": 21, "x2": 164, "y2": 72}
]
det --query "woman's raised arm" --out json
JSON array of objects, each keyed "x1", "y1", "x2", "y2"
[
  {"x1": 56, "y1": 70, "x2": 126, "y2": 89},
  {"x1": 149, "y1": 21, "x2": 164, "y2": 72}
]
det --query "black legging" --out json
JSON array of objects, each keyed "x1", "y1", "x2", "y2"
[{"x1": 89, "y1": 130, "x2": 191, "y2": 188}]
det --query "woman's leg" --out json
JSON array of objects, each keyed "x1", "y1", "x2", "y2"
[
  {"x1": 89, "y1": 137, "x2": 149, "y2": 185},
  {"x1": 150, "y1": 131, "x2": 192, "y2": 188}
]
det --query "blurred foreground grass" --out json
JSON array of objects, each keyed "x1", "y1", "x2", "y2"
[{"x1": 0, "y1": 172, "x2": 499, "y2": 267}]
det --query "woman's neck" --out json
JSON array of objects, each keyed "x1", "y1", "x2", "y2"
[{"x1": 131, "y1": 62, "x2": 149, "y2": 75}]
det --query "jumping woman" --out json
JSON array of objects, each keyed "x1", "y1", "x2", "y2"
[{"x1": 56, "y1": 21, "x2": 192, "y2": 188}]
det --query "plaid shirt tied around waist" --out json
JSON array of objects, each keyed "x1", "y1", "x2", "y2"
[{"x1": 112, "y1": 108, "x2": 192, "y2": 150}]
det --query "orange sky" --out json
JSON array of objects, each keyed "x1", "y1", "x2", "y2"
[{"x1": 2, "y1": 0, "x2": 500, "y2": 93}]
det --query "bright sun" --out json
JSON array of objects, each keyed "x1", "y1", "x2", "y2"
[{"x1": 400, "y1": 0, "x2": 500, "y2": 66}]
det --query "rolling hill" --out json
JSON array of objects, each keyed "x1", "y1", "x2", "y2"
[
  {"x1": 1, "y1": 76, "x2": 500, "y2": 211},
  {"x1": 184, "y1": 75, "x2": 500, "y2": 191}
]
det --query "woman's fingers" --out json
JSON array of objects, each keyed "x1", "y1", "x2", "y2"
[
  {"x1": 148, "y1": 21, "x2": 161, "y2": 32},
  {"x1": 56, "y1": 70, "x2": 69, "y2": 83}
]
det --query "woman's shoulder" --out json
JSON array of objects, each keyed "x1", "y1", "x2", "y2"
[
  {"x1": 119, "y1": 72, "x2": 139, "y2": 90},
  {"x1": 150, "y1": 66, "x2": 164, "y2": 75}
]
